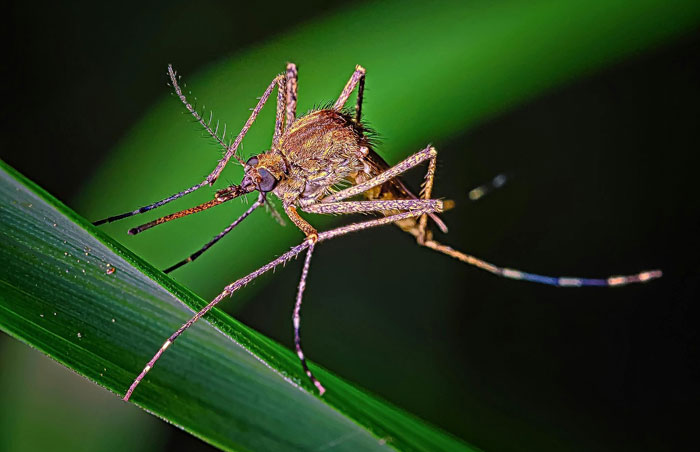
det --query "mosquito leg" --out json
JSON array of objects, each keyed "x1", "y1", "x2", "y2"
[
  {"x1": 319, "y1": 207, "x2": 434, "y2": 241},
  {"x1": 416, "y1": 146, "x2": 438, "y2": 243},
  {"x1": 292, "y1": 242, "x2": 325, "y2": 394},
  {"x1": 123, "y1": 207, "x2": 433, "y2": 401},
  {"x1": 285, "y1": 63, "x2": 298, "y2": 131},
  {"x1": 272, "y1": 74, "x2": 287, "y2": 148},
  {"x1": 303, "y1": 198, "x2": 443, "y2": 215},
  {"x1": 162, "y1": 194, "x2": 265, "y2": 274},
  {"x1": 418, "y1": 238, "x2": 662, "y2": 287},
  {"x1": 287, "y1": 199, "x2": 441, "y2": 243},
  {"x1": 354, "y1": 68, "x2": 365, "y2": 123},
  {"x1": 285, "y1": 205, "x2": 318, "y2": 241},
  {"x1": 333, "y1": 65, "x2": 366, "y2": 113},
  {"x1": 319, "y1": 144, "x2": 660, "y2": 288},
  {"x1": 320, "y1": 145, "x2": 448, "y2": 233},
  {"x1": 322, "y1": 145, "x2": 436, "y2": 203},
  {"x1": 376, "y1": 151, "x2": 662, "y2": 286},
  {"x1": 123, "y1": 238, "x2": 312, "y2": 401}
]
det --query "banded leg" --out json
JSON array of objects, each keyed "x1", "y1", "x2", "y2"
[
  {"x1": 293, "y1": 242, "x2": 325, "y2": 394},
  {"x1": 285, "y1": 63, "x2": 298, "y2": 130},
  {"x1": 122, "y1": 207, "x2": 435, "y2": 401},
  {"x1": 94, "y1": 69, "x2": 286, "y2": 226},
  {"x1": 418, "y1": 239, "x2": 662, "y2": 287},
  {"x1": 93, "y1": 181, "x2": 207, "y2": 226},
  {"x1": 162, "y1": 194, "x2": 265, "y2": 274},
  {"x1": 395, "y1": 162, "x2": 661, "y2": 286},
  {"x1": 333, "y1": 65, "x2": 366, "y2": 119}
]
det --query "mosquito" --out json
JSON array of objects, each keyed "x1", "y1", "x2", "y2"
[{"x1": 94, "y1": 63, "x2": 662, "y2": 401}]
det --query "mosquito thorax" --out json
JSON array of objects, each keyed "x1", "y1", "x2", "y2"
[
  {"x1": 273, "y1": 110, "x2": 371, "y2": 205},
  {"x1": 280, "y1": 110, "x2": 366, "y2": 160}
]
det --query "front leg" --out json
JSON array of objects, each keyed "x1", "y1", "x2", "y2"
[
  {"x1": 285, "y1": 205, "x2": 318, "y2": 242},
  {"x1": 333, "y1": 65, "x2": 366, "y2": 123}
]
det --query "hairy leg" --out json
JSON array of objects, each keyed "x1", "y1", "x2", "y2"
[
  {"x1": 303, "y1": 198, "x2": 443, "y2": 215},
  {"x1": 333, "y1": 65, "x2": 366, "y2": 116},
  {"x1": 285, "y1": 63, "x2": 298, "y2": 131},
  {"x1": 272, "y1": 73, "x2": 287, "y2": 148},
  {"x1": 416, "y1": 145, "x2": 438, "y2": 243},
  {"x1": 122, "y1": 207, "x2": 434, "y2": 400},
  {"x1": 320, "y1": 145, "x2": 448, "y2": 234},
  {"x1": 293, "y1": 242, "x2": 325, "y2": 394}
]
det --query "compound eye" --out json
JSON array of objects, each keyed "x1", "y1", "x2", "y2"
[
  {"x1": 245, "y1": 156, "x2": 259, "y2": 167},
  {"x1": 257, "y1": 168, "x2": 278, "y2": 192}
]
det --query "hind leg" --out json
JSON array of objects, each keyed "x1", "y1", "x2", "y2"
[
  {"x1": 285, "y1": 63, "x2": 298, "y2": 130},
  {"x1": 333, "y1": 65, "x2": 366, "y2": 123}
]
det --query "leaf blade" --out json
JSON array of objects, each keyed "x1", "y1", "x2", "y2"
[{"x1": 0, "y1": 160, "x2": 476, "y2": 451}]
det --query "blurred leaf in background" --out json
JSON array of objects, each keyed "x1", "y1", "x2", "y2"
[
  {"x1": 0, "y1": 338, "x2": 166, "y2": 452},
  {"x1": 76, "y1": 0, "x2": 700, "y2": 301},
  {"x1": 3, "y1": 0, "x2": 700, "y2": 451}
]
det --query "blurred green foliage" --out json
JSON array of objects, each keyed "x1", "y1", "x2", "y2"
[{"x1": 77, "y1": 0, "x2": 700, "y2": 302}]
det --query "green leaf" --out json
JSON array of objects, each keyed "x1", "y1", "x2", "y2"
[{"x1": 0, "y1": 160, "x2": 476, "y2": 451}]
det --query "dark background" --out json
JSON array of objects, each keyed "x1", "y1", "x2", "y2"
[{"x1": 2, "y1": 1, "x2": 699, "y2": 451}]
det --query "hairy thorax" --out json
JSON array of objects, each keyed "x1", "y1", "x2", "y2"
[{"x1": 274, "y1": 110, "x2": 371, "y2": 206}]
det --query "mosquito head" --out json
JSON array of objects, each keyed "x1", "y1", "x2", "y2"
[{"x1": 242, "y1": 152, "x2": 287, "y2": 193}]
